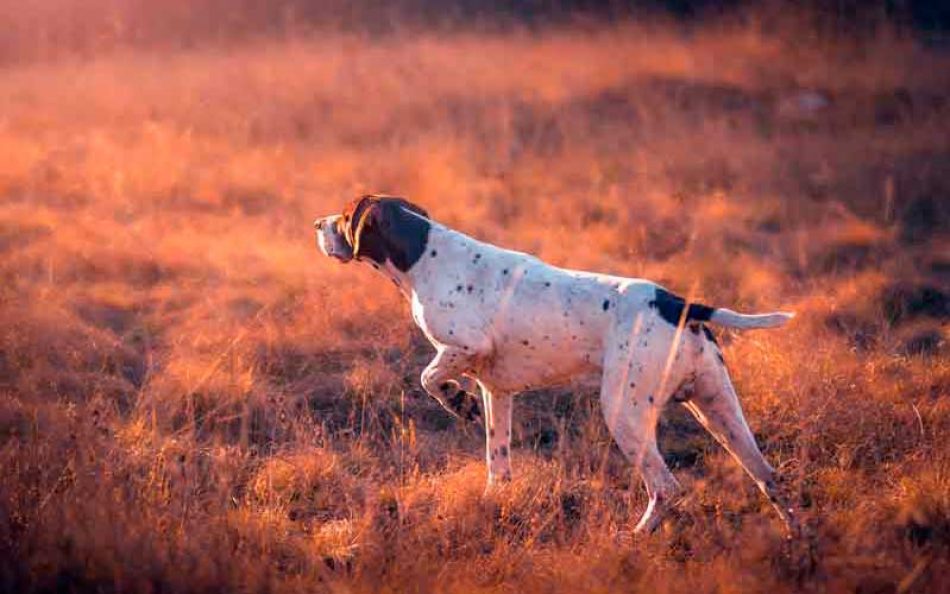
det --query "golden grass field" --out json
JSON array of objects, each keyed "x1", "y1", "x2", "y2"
[{"x1": 0, "y1": 16, "x2": 948, "y2": 593}]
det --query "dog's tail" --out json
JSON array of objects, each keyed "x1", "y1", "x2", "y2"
[
  {"x1": 709, "y1": 308, "x2": 795, "y2": 329},
  {"x1": 651, "y1": 287, "x2": 794, "y2": 330}
]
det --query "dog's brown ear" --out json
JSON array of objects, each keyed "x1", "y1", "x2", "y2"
[
  {"x1": 341, "y1": 195, "x2": 376, "y2": 248},
  {"x1": 348, "y1": 196, "x2": 430, "y2": 272}
]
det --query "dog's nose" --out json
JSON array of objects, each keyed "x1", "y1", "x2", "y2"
[{"x1": 314, "y1": 218, "x2": 324, "y2": 231}]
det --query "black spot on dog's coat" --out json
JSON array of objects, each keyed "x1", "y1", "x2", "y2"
[
  {"x1": 701, "y1": 324, "x2": 719, "y2": 345},
  {"x1": 649, "y1": 287, "x2": 715, "y2": 327},
  {"x1": 602, "y1": 299, "x2": 610, "y2": 311}
]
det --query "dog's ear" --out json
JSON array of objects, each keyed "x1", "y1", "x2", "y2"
[
  {"x1": 341, "y1": 195, "x2": 376, "y2": 248},
  {"x1": 349, "y1": 196, "x2": 430, "y2": 272}
]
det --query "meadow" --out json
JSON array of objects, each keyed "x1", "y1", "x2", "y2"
[{"x1": 0, "y1": 15, "x2": 948, "y2": 593}]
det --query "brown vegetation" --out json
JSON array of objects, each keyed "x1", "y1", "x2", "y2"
[{"x1": 0, "y1": 15, "x2": 948, "y2": 593}]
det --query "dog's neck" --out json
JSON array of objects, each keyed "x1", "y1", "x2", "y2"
[{"x1": 359, "y1": 257, "x2": 414, "y2": 298}]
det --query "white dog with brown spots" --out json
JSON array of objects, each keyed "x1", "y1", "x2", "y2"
[{"x1": 315, "y1": 195, "x2": 798, "y2": 536}]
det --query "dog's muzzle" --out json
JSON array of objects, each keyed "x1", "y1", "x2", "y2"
[
  {"x1": 314, "y1": 216, "x2": 354, "y2": 262},
  {"x1": 314, "y1": 218, "x2": 329, "y2": 254}
]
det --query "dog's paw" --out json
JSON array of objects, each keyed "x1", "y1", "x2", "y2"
[
  {"x1": 447, "y1": 389, "x2": 481, "y2": 422},
  {"x1": 437, "y1": 381, "x2": 481, "y2": 422}
]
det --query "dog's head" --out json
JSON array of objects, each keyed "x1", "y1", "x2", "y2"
[{"x1": 314, "y1": 195, "x2": 430, "y2": 272}]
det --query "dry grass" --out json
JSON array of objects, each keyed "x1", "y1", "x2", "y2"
[{"x1": 1, "y1": 18, "x2": 948, "y2": 593}]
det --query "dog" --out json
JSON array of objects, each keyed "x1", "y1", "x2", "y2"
[{"x1": 315, "y1": 195, "x2": 798, "y2": 535}]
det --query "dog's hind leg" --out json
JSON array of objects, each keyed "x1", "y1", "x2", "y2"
[
  {"x1": 683, "y1": 357, "x2": 799, "y2": 535},
  {"x1": 600, "y1": 338, "x2": 682, "y2": 535}
]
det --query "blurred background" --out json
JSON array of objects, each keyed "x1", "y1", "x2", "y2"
[
  {"x1": 0, "y1": 1, "x2": 947, "y2": 593},
  {"x1": 1, "y1": 1, "x2": 949, "y2": 63}
]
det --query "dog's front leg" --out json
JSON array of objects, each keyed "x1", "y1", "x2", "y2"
[
  {"x1": 480, "y1": 386, "x2": 514, "y2": 487},
  {"x1": 420, "y1": 347, "x2": 480, "y2": 421}
]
